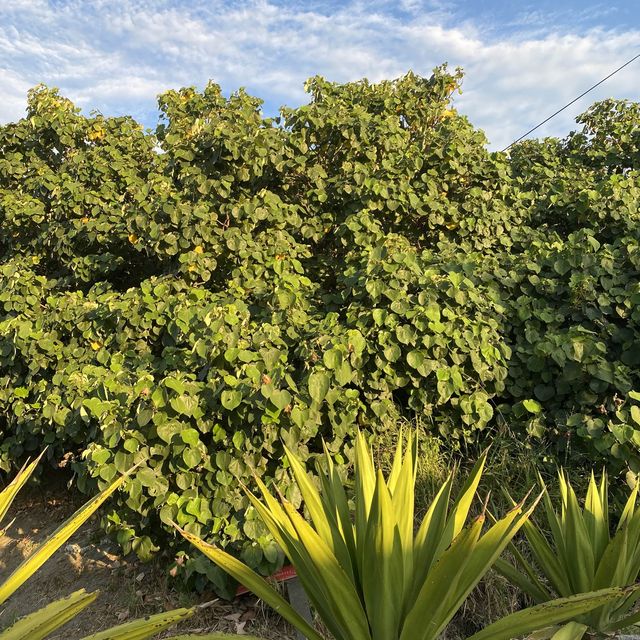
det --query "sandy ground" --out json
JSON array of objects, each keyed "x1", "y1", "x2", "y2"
[{"x1": 0, "y1": 474, "x2": 295, "y2": 639}]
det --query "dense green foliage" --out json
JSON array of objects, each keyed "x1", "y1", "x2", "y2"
[{"x1": 1, "y1": 66, "x2": 639, "y2": 590}]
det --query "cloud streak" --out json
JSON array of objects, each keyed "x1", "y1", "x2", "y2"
[{"x1": 1, "y1": 0, "x2": 639, "y2": 149}]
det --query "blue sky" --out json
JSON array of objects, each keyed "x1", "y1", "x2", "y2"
[{"x1": 1, "y1": 0, "x2": 639, "y2": 149}]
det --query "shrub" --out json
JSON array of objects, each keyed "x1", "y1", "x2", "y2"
[{"x1": 1, "y1": 67, "x2": 640, "y2": 586}]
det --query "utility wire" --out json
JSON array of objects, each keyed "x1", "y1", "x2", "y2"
[{"x1": 502, "y1": 52, "x2": 640, "y2": 152}]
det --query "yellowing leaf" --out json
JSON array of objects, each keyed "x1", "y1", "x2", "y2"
[
  {"x1": 79, "y1": 605, "x2": 195, "y2": 639},
  {"x1": 88, "y1": 128, "x2": 105, "y2": 141},
  {"x1": 0, "y1": 468, "x2": 132, "y2": 605},
  {"x1": 0, "y1": 451, "x2": 46, "y2": 525}
]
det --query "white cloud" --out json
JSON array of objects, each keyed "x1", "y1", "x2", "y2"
[
  {"x1": 0, "y1": 0, "x2": 639, "y2": 149},
  {"x1": 0, "y1": 67, "x2": 32, "y2": 123}
]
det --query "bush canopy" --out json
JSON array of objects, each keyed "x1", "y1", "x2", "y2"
[{"x1": 1, "y1": 65, "x2": 639, "y2": 590}]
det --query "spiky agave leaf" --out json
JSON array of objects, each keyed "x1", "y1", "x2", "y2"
[
  {"x1": 0, "y1": 456, "x2": 252, "y2": 640},
  {"x1": 0, "y1": 589, "x2": 98, "y2": 640},
  {"x1": 177, "y1": 431, "x2": 626, "y2": 640},
  {"x1": 79, "y1": 605, "x2": 196, "y2": 639},
  {"x1": 497, "y1": 469, "x2": 640, "y2": 635},
  {"x1": 175, "y1": 525, "x2": 325, "y2": 640},
  {"x1": 0, "y1": 590, "x2": 230, "y2": 640},
  {"x1": 0, "y1": 450, "x2": 46, "y2": 528},
  {"x1": 0, "y1": 465, "x2": 135, "y2": 606}
]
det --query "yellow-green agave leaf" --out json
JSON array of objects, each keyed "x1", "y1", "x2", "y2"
[
  {"x1": 497, "y1": 468, "x2": 640, "y2": 635},
  {"x1": 173, "y1": 524, "x2": 325, "y2": 640},
  {"x1": 0, "y1": 589, "x2": 97, "y2": 640},
  {"x1": 0, "y1": 467, "x2": 134, "y2": 605},
  {"x1": 0, "y1": 450, "x2": 46, "y2": 526},
  {"x1": 550, "y1": 622, "x2": 590, "y2": 640},
  {"x1": 467, "y1": 587, "x2": 634, "y2": 640},
  {"x1": 79, "y1": 606, "x2": 196, "y2": 640},
  {"x1": 177, "y1": 430, "x2": 622, "y2": 640}
]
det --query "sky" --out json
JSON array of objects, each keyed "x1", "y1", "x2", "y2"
[{"x1": 1, "y1": 0, "x2": 639, "y2": 150}]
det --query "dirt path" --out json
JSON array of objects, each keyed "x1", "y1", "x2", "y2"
[{"x1": 0, "y1": 475, "x2": 294, "y2": 639}]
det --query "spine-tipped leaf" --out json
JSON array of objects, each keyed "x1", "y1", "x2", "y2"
[
  {"x1": 467, "y1": 588, "x2": 637, "y2": 640},
  {"x1": 0, "y1": 470, "x2": 131, "y2": 605},
  {"x1": 79, "y1": 606, "x2": 195, "y2": 639},
  {"x1": 173, "y1": 524, "x2": 325, "y2": 640},
  {"x1": 0, "y1": 589, "x2": 97, "y2": 640},
  {"x1": 0, "y1": 451, "x2": 46, "y2": 526}
]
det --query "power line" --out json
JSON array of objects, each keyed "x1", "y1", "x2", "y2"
[{"x1": 502, "y1": 52, "x2": 640, "y2": 152}]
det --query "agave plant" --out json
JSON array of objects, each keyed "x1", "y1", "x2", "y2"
[
  {"x1": 0, "y1": 452, "x2": 221, "y2": 639},
  {"x1": 175, "y1": 432, "x2": 628, "y2": 640},
  {"x1": 496, "y1": 470, "x2": 640, "y2": 639}
]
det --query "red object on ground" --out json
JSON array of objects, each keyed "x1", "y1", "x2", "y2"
[{"x1": 235, "y1": 564, "x2": 298, "y2": 596}]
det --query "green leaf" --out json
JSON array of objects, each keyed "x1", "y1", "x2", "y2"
[
  {"x1": 425, "y1": 302, "x2": 440, "y2": 322},
  {"x1": 549, "y1": 622, "x2": 589, "y2": 640},
  {"x1": 180, "y1": 428, "x2": 200, "y2": 446},
  {"x1": 523, "y1": 399, "x2": 543, "y2": 414},
  {"x1": 271, "y1": 389, "x2": 292, "y2": 411},
  {"x1": 467, "y1": 589, "x2": 631, "y2": 640},
  {"x1": 384, "y1": 344, "x2": 401, "y2": 362},
  {"x1": 170, "y1": 395, "x2": 199, "y2": 417},
  {"x1": 173, "y1": 525, "x2": 325, "y2": 640},
  {"x1": 534, "y1": 385, "x2": 554, "y2": 402},
  {"x1": 396, "y1": 325, "x2": 415, "y2": 345},
  {"x1": 372, "y1": 309, "x2": 387, "y2": 326},
  {"x1": 554, "y1": 259, "x2": 571, "y2": 275},
  {"x1": 136, "y1": 408, "x2": 153, "y2": 427},
  {"x1": 308, "y1": 372, "x2": 330, "y2": 404},
  {"x1": 347, "y1": 330, "x2": 366, "y2": 356},
  {"x1": 323, "y1": 348, "x2": 343, "y2": 370},
  {"x1": 182, "y1": 448, "x2": 202, "y2": 468},
  {"x1": 0, "y1": 451, "x2": 45, "y2": 525},
  {"x1": 0, "y1": 589, "x2": 98, "y2": 640},
  {"x1": 407, "y1": 350, "x2": 425, "y2": 369},
  {"x1": 221, "y1": 390, "x2": 242, "y2": 411},
  {"x1": 79, "y1": 606, "x2": 195, "y2": 639},
  {"x1": 0, "y1": 469, "x2": 132, "y2": 605}
]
